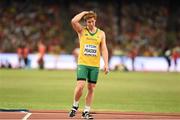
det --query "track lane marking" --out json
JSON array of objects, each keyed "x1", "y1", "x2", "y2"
[{"x1": 22, "y1": 112, "x2": 32, "y2": 120}]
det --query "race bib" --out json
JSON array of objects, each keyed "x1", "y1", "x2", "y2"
[{"x1": 84, "y1": 44, "x2": 97, "y2": 56}]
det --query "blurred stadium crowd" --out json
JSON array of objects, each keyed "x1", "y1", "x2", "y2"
[{"x1": 0, "y1": 0, "x2": 180, "y2": 58}]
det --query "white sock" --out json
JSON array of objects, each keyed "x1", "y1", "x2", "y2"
[
  {"x1": 73, "y1": 100, "x2": 79, "y2": 107},
  {"x1": 83, "y1": 106, "x2": 90, "y2": 112}
]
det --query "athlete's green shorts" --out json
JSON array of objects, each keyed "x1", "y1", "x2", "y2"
[{"x1": 77, "y1": 65, "x2": 99, "y2": 84}]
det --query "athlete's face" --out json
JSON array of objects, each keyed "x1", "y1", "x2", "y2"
[{"x1": 86, "y1": 17, "x2": 96, "y2": 30}]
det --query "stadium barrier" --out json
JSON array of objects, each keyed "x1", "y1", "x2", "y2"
[{"x1": 0, "y1": 53, "x2": 179, "y2": 72}]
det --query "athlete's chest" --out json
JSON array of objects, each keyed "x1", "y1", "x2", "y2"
[{"x1": 81, "y1": 33, "x2": 101, "y2": 45}]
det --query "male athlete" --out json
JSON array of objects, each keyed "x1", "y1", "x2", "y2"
[{"x1": 69, "y1": 11, "x2": 109, "y2": 119}]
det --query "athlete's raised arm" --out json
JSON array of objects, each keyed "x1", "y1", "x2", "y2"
[
  {"x1": 71, "y1": 11, "x2": 89, "y2": 34},
  {"x1": 101, "y1": 31, "x2": 109, "y2": 74}
]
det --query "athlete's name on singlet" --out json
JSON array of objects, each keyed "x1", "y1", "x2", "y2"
[{"x1": 84, "y1": 44, "x2": 97, "y2": 56}]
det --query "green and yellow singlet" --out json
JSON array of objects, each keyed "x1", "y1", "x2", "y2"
[{"x1": 78, "y1": 27, "x2": 102, "y2": 67}]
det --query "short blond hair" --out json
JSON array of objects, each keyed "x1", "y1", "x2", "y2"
[{"x1": 83, "y1": 11, "x2": 97, "y2": 21}]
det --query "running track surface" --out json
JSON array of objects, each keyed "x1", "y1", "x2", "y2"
[{"x1": 1, "y1": 110, "x2": 180, "y2": 120}]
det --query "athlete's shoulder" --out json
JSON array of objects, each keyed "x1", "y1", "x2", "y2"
[
  {"x1": 78, "y1": 26, "x2": 87, "y2": 36},
  {"x1": 97, "y1": 28, "x2": 105, "y2": 37},
  {"x1": 82, "y1": 26, "x2": 88, "y2": 30},
  {"x1": 97, "y1": 28, "x2": 106, "y2": 41},
  {"x1": 97, "y1": 28, "x2": 105, "y2": 34},
  {"x1": 81, "y1": 26, "x2": 88, "y2": 33}
]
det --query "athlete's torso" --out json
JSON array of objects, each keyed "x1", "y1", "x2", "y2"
[{"x1": 78, "y1": 27, "x2": 102, "y2": 67}]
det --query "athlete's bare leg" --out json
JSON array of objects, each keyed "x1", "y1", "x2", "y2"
[
  {"x1": 74, "y1": 81, "x2": 86, "y2": 102},
  {"x1": 85, "y1": 83, "x2": 96, "y2": 107},
  {"x1": 81, "y1": 83, "x2": 96, "y2": 119},
  {"x1": 69, "y1": 80, "x2": 86, "y2": 117}
]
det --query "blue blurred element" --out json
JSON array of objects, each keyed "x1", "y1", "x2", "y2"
[{"x1": 0, "y1": 53, "x2": 180, "y2": 72}]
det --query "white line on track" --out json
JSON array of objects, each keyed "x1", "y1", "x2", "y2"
[{"x1": 22, "y1": 112, "x2": 32, "y2": 120}]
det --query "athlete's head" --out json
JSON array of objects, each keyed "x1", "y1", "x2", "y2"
[{"x1": 83, "y1": 11, "x2": 97, "y2": 29}]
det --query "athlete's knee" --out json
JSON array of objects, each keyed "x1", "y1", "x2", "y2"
[
  {"x1": 77, "y1": 86, "x2": 84, "y2": 92},
  {"x1": 76, "y1": 83, "x2": 85, "y2": 92},
  {"x1": 87, "y1": 84, "x2": 95, "y2": 93}
]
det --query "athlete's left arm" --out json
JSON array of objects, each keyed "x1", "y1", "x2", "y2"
[{"x1": 100, "y1": 31, "x2": 109, "y2": 74}]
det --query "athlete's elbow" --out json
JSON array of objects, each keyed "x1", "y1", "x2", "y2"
[
  {"x1": 71, "y1": 18, "x2": 77, "y2": 25},
  {"x1": 71, "y1": 20, "x2": 74, "y2": 26}
]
